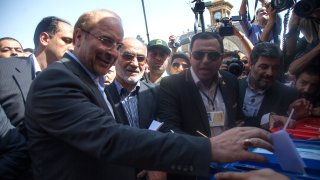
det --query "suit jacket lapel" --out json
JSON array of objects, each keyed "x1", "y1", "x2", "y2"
[
  {"x1": 137, "y1": 82, "x2": 154, "y2": 128},
  {"x1": 105, "y1": 82, "x2": 129, "y2": 125},
  {"x1": 185, "y1": 70, "x2": 211, "y2": 136},
  {"x1": 257, "y1": 84, "x2": 276, "y2": 118},
  {"x1": 219, "y1": 75, "x2": 232, "y2": 128},
  {"x1": 61, "y1": 54, "x2": 110, "y2": 112},
  {"x1": 12, "y1": 59, "x2": 33, "y2": 104}
]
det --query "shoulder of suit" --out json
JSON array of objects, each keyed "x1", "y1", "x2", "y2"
[{"x1": 0, "y1": 56, "x2": 31, "y2": 66}]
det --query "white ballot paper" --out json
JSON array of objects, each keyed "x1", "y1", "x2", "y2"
[{"x1": 148, "y1": 120, "x2": 163, "y2": 131}]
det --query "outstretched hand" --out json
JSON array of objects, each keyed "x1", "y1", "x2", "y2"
[{"x1": 210, "y1": 127, "x2": 272, "y2": 163}]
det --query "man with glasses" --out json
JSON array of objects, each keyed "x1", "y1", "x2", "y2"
[
  {"x1": 143, "y1": 39, "x2": 171, "y2": 84},
  {"x1": 169, "y1": 52, "x2": 190, "y2": 75},
  {"x1": 24, "y1": 9, "x2": 274, "y2": 180},
  {"x1": 157, "y1": 32, "x2": 242, "y2": 180},
  {"x1": 106, "y1": 37, "x2": 158, "y2": 129},
  {"x1": 105, "y1": 37, "x2": 159, "y2": 179}
]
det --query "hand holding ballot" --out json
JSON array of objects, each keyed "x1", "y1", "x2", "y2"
[{"x1": 209, "y1": 127, "x2": 273, "y2": 163}]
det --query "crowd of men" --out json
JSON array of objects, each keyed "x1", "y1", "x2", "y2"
[{"x1": 0, "y1": 0, "x2": 319, "y2": 180}]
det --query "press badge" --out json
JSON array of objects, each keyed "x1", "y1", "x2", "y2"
[{"x1": 207, "y1": 111, "x2": 224, "y2": 127}]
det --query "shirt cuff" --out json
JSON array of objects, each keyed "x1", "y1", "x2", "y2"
[{"x1": 260, "y1": 112, "x2": 271, "y2": 126}]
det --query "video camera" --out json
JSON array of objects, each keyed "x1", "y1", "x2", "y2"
[
  {"x1": 216, "y1": 16, "x2": 242, "y2": 37},
  {"x1": 271, "y1": 0, "x2": 320, "y2": 18},
  {"x1": 172, "y1": 37, "x2": 192, "y2": 48},
  {"x1": 223, "y1": 58, "x2": 244, "y2": 77}
]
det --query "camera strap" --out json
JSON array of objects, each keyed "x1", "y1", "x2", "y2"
[{"x1": 250, "y1": 0, "x2": 259, "y2": 24}]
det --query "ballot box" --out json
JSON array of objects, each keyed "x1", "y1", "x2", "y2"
[
  {"x1": 200, "y1": 140, "x2": 320, "y2": 180},
  {"x1": 271, "y1": 118, "x2": 320, "y2": 140}
]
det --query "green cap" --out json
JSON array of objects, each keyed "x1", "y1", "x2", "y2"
[{"x1": 147, "y1": 39, "x2": 171, "y2": 55}]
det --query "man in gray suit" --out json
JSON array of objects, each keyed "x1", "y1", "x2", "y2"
[
  {"x1": 0, "y1": 16, "x2": 73, "y2": 134},
  {"x1": 25, "y1": 9, "x2": 273, "y2": 180}
]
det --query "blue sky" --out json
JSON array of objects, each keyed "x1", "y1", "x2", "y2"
[{"x1": 0, "y1": 0, "x2": 245, "y2": 49}]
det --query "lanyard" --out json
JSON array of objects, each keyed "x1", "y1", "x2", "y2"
[{"x1": 199, "y1": 83, "x2": 219, "y2": 111}]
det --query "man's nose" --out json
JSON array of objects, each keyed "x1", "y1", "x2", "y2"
[{"x1": 67, "y1": 44, "x2": 74, "y2": 51}]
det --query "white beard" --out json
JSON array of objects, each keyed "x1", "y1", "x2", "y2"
[{"x1": 115, "y1": 64, "x2": 144, "y2": 85}]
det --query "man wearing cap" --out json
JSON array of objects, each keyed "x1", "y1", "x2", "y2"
[{"x1": 143, "y1": 39, "x2": 171, "y2": 84}]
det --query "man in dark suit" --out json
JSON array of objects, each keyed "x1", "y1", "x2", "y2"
[
  {"x1": 106, "y1": 37, "x2": 158, "y2": 129},
  {"x1": 0, "y1": 104, "x2": 30, "y2": 179},
  {"x1": 105, "y1": 37, "x2": 159, "y2": 179},
  {"x1": 158, "y1": 32, "x2": 241, "y2": 137},
  {"x1": 0, "y1": 16, "x2": 73, "y2": 134},
  {"x1": 24, "y1": 9, "x2": 273, "y2": 180},
  {"x1": 157, "y1": 32, "x2": 242, "y2": 180},
  {"x1": 239, "y1": 42, "x2": 299, "y2": 128}
]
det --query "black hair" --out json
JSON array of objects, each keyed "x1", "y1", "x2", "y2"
[
  {"x1": 33, "y1": 16, "x2": 71, "y2": 48},
  {"x1": 250, "y1": 42, "x2": 282, "y2": 65},
  {"x1": 171, "y1": 52, "x2": 190, "y2": 66},
  {"x1": 0, "y1": 37, "x2": 23, "y2": 48},
  {"x1": 189, "y1": 32, "x2": 224, "y2": 53}
]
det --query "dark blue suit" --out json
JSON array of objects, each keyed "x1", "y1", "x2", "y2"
[
  {"x1": 158, "y1": 69, "x2": 241, "y2": 137},
  {"x1": 25, "y1": 53, "x2": 212, "y2": 180},
  {"x1": 238, "y1": 78, "x2": 299, "y2": 127}
]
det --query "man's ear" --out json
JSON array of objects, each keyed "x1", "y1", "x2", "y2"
[
  {"x1": 39, "y1": 32, "x2": 51, "y2": 47},
  {"x1": 73, "y1": 28, "x2": 83, "y2": 48}
]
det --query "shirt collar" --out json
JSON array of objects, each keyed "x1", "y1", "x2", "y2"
[
  {"x1": 114, "y1": 79, "x2": 140, "y2": 95},
  {"x1": 31, "y1": 54, "x2": 41, "y2": 73},
  {"x1": 66, "y1": 51, "x2": 105, "y2": 88},
  {"x1": 246, "y1": 74, "x2": 266, "y2": 95}
]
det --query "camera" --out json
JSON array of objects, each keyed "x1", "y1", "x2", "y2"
[
  {"x1": 192, "y1": 0, "x2": 205, "y2": 13},
  {"x1": 294, "y1": 0, "x2": 320, "y2": 18},
  {"x1": 217, "y1": 16, "x2": 242, "y2": 37},
  {"x1": 172, "y1": 37, "x2": 191, "y2": 48},
  {"x1": 223, "y1": 58, "x2": 244, "y2": 77},
  {"x1": 270, "y1": 0, "x2": 295, "y2": 13}
]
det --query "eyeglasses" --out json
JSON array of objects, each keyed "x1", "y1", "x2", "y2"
[
  {"x1": 121, "y1": 52, "x2": 146, "y2": 62},
  {"x1": 172, "y1": 62, "x2": 189, "y2": 69},
  {"x1": 81, "y1": 28, "x2": 123, "y2": 50},
  {"x1": 192, "y1": 51, "x2": 221, "y2": 61}
]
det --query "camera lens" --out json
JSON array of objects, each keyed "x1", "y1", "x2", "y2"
[
  {"x1": 294, "y1": 0, "x2": 316, "y2": 17},
  {"x1": 173, "y1": 41, "x2": 180, "y2": 48},
  {"x1": 226, "y1": 59, "x2": 244, "y2": 77}
]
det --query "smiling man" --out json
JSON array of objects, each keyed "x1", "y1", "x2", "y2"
[
  {"x1": 157, "y1": 31, "x2": 243, "y2": 180},
  {"x1": 106, "y1": 37, "x2": 158, "y2": 129},
  {"x1": 239, "y1": 42, "x2": 299, "y2": 128},
  {"x1": 25, "y1": 10, "x2": 274, "y2": 180}
]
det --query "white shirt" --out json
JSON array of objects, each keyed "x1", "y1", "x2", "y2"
[{"x1": 190, "y1": 67, "x2": 227, "y2": 136}]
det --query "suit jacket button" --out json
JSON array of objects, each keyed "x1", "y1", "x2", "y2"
[
  {"x1": 171, "y1": 165, "x2": 176, "y2": 170},
  {"x1": 177, "y1": 165, "x2": 182, "y2": 170},
  {"x1": 189, "y1": 166, "x2": 194, "y2": 172}
]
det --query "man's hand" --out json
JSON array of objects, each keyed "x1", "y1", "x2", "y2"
[
  {"x1": 215, "y1": 168, "x2": 289, "y2": 180},
  {"x1": 210, "y1": 127, "x2": 272, "y2": 163},
  {"x1": 289, "y1": 98, "x2": 313, "y2": 119},
  {"x1": 269, "y1": 114, "x2": 296, "y2": 130}
]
